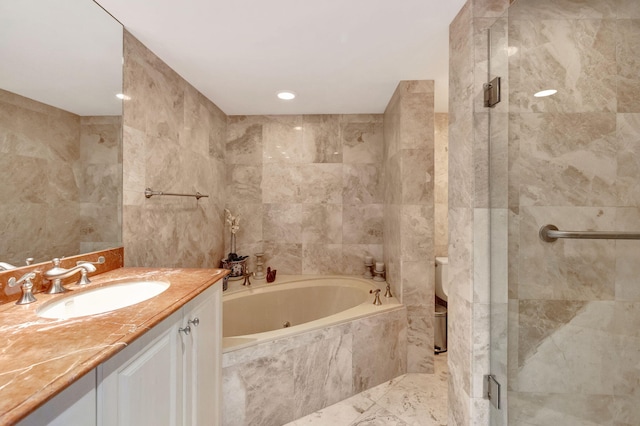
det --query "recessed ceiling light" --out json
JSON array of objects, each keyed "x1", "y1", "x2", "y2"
[
  {"x1": 534, "y1": 89, "x2": 557, "y2": 98},
  {"x1": 277, "y1": 90, "x2": 296, "y2": 100}
]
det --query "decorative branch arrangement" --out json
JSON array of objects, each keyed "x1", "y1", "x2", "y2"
[{"x1": 224, "y1": 209, "x2": 247, "y2": 262}]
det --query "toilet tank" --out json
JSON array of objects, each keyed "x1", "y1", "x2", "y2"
[{"x1": 435, "y1": 257, "x2": 448, "y2": 301}]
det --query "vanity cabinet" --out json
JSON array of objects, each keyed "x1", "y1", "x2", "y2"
[
  {"x1": 16, "y1": 371, "x2": 96, "y2": 426},
  {"x1": 98, "y1": 283, "x2": 222, "y2": 425},
  {"x1": 182, "y1": 283, "x2": 222, "y2": 425}
]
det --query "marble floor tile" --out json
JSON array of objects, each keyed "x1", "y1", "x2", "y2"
[{"x1": 286, "y1": 353, "x2": 448, "y2": 426}]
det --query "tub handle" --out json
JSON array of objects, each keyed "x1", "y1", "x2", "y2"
[
  {"x1": 369, "y1": 289, "x2": 382, "y2": 306},
  {"x1": 242, "y1": 271, "x2": 252, "y2": 286}
]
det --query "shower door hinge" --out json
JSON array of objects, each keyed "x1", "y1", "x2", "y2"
[
  {"x1": 484, "y1": 374, "x2": 501, "y2": 409},
  {"x1": 484, "y1": 77, "x2": 501, "y2": 108}
]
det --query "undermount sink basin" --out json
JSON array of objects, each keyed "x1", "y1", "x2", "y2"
[{"x1": 37, "y1": 281, "x2": 170, "y2": 319}]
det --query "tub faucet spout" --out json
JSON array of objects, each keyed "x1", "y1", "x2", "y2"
[
  {"x1": 242, "y1": 271, "x2": 252, "y2": 286},
  {"x1": 369, "y1": 289, "x2": 382, "y2": 305}
]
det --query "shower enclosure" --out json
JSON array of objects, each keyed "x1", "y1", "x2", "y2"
[{"x1": 488, "y1": 0, "x2": 640, "y2": 424}]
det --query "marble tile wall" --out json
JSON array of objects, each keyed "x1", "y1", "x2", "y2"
[
  {"x1": 224, "y1": 114, "x2": 384, "y2": 275},
  {"x1": 382, "y1": 81, "x2": 435, "y2": 374},
  {"x1": 286, "y1": 353, "x2": 449, "y2": 426},
  {"x1": 505, "y1": 1, "x2": 640, "y2": 424},
  {"x1": 79, "y1": 115, "x2": 122, "y2": 254},
  {"x1": 222, "y1": 306, "x2": 407, "y2": 426},
  {"x1": 122, "y1": 31, "x2": 227, "y2": 268},
  {"x1": 0, "y1": 89, "x2": 122, "y2": 266},
  {"x1": 435, "y1": 113, "x2": 449, "y2": 258},
  {"x1": 448, "y1": 0, "x2": 510, "y2": 425}
]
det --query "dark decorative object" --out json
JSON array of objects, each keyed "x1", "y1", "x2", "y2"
[{"x1": 266, "y1": 267, "x2": 277, "y2": 283}]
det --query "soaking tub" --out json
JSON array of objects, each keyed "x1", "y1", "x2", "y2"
[
  {"x1": 222, "y1": 275, "x2": 407, "y2": 426},
  {"x1": 222, "y1": 275, "x2": 401, "y2": 351}
]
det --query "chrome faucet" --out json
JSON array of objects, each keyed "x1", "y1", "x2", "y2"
[
  {"x1": 7, "y1": 272, "x2": 37, "y2": 305},
  {"x1": 0, "y1": 258, "x2": 35, "y2": 271},
  {"x1": 43, "y1": 258, "x2": 97, "y2": 294},
  {"x1": 0, "y1": 262, "x2": 17, "y2": 271},
  {"x1": 75, "y1": 256, "x2": 105, "y2": 286},
  {"x1": 369, "y1": 289, "x2": 382, "y2": 305}
]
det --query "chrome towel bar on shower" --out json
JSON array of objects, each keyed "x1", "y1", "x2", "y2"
[
  {"x1": 144, "y1": 187, "x2": 209, "y2": 200},
  {"x1": 539, "y1": 224, "x2": 640, "y2": 242}
]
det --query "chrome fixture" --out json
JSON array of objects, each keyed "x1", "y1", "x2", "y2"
[
  {"x1": 484, "y1": 76, "x2": 501, "y2": 108},
  {"x1": 43, "y1": 258, "x2": 97, "y2": 294},
  {"x1": 539, "y1": 224, "x2": 640, "y2": 242},
  {"x1": 179, "y1": 317, "x2": 200, "y2": 336},
  {"x1": 369, "y1": 288, "x2": 382, "y2": 306},
  {"x1": 222, "y1": 275, "x2": 229, "y2": 292},
  {"x1": 242, "y1": 270, "x2": 252, "y2": 286},
  {"x1": 384, "y1": 283, "x2": 393, "y2": 298},
  {"x1": 8, "y1": 271, "x2": 37, "y2": 305},
  {"x1": 1, "y1": 257, "x2": 36, "y2": 271},
  {"x1": 75, "y1": 256, "x2": 105, "y2": 286},
  {"x1": 0, "y1": 262, "x2": 17, "y2": 271},
  {"x1": 145, "y1": 187, "x2": 209, "y2": 200}
]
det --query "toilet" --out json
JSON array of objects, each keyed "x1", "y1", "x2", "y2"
[{"x1": 435, "y1": 257, "x2": 448, "y2": 353}]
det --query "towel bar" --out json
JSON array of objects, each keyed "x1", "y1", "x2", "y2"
[
  {"x1": 539, "y1": 224, "x2": 640, "y2": 242},
  {"x1": 144, "y1": 187, "x2": 209, "y2": 200}
]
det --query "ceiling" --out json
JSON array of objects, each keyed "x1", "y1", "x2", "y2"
[{"x1": 97, "y1": 0, "x2": 466, "y2": 115}]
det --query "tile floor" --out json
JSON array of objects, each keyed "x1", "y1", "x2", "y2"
[{"x1": 285, "y1": 353, "x2": 448, "y2": 426}]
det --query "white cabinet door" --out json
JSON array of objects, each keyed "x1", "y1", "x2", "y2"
[
  {"x1": 98, "y1": 280, "x2": 222, "y2": 426},
  {"x1": 17, "y1": 371, "x2": 96, "y2": 426},
  {"x1": 181, "y1": 284, "x2": 222, "y2": 426},
  {"x1": 98, "y1": 309, "x2": 183, "y2": 426}
]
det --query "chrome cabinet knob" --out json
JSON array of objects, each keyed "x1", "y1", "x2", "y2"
[
  {"x1": 188, "y1": 318, "x2": 200, "y2": 327},
  {"x1": 179, "y1": 325, "x2": 191, "y2": 335}
]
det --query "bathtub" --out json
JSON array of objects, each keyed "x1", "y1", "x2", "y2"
[
  {"x1": 222, "y1": 275, "x2": 400, "y2": 350},
  {"x1": 222, "y1": 275, "x2": 407, "y2": 426}
]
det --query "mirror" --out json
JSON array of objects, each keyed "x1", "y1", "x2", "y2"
[{"x1": 0, "y1": 0, "x2": 123, "y2": 266}]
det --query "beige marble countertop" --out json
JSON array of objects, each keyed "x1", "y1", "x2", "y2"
[{"x1": 0, "y1": 266, "x2": 227, "y2": 425}]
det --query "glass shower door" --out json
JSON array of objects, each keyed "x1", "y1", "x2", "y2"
[
  {"x1": 489, "y1": 0, "x2": 640, "y2": 424},
  {"x1": 487, "y1": 10, "x2": 509, "y2": 426}
]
